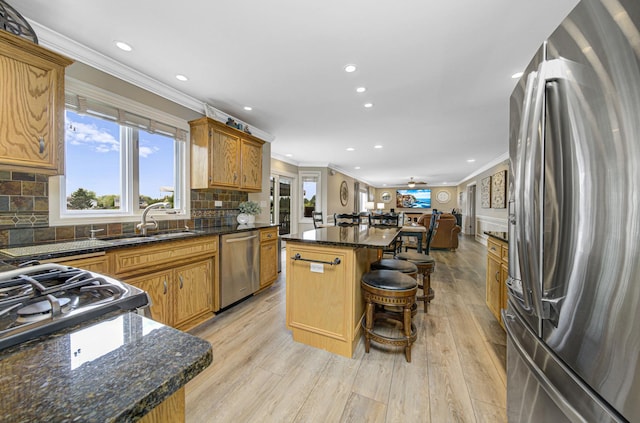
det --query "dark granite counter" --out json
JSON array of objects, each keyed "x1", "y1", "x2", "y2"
[
  {"x1": 485, "y1": 231, "x2": 508, "y2": 243},
  {"x1": 0, "y1": 312, "x2": 212, "y2": 422},
  {"x1": 0, "y1": 223, "x2": 277, "y2": 263},
  {"x1": 283, "y1": 225, "x2": 399, "y2": 249}
]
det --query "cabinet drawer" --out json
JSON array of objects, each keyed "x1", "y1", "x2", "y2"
[
  {"x1": 111, "y1": 236, "x2": 217, "y2": 276},
  {"x1": 487, "y1": 238, "x2": 502, "y2": 259},
  {"x1": 501, "y1": 244, "x2": 509, "y2": 264},
  {"x1": 260, "y1": 228, "x2": 278, "y2": 242}
]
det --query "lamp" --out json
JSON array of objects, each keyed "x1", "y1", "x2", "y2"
[
  {"x1": 366, "y1": 201, "x2": 375, "y2": 210},
  {"x1": 377, "y1": 203, "x2": 385, "y2": 213}
]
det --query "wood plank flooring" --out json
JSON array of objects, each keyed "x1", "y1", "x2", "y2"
[{"x1": 186, "y1": 235, "x2": 507, "y2": 423}]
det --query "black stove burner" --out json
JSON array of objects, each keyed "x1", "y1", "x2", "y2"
[{"x1": 17, "y1": 296, "x2": 71, "y2": 323}]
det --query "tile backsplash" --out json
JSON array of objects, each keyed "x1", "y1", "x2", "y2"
[{"x1": 0, "y1": 170, "x2": 248, "y2": 247}]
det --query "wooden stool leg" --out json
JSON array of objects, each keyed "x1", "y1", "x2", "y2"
[
  {"x1": 404, "y1": 303, "x2": 412, "y2": 363},
  {"x1": 364, "y1": 300, "x2": 374, "y2": 353}
]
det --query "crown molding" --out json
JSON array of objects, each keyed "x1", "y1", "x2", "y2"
[
  {"x1": 457, "y1": 151, "x2": 509, "y2": 185},
  {"x1": 27, "y1": 18, "x2": 274, "y2": 142}
]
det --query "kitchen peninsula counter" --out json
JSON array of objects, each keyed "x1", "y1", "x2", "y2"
[
  {"x1": 0, "y1": 312, "x2": 212, "y2": 422},
  {"x1": 283, "y1": 225, "x2": 400, "y2": 358}
]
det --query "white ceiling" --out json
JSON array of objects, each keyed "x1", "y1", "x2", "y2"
[{"x1": 15, "y1": 0, "x2": 580, "y2": 187}]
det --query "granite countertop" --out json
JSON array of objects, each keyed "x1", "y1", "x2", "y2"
[
  {"x1": 283, "y1": 225, "x2": 400, "y2": 249},
  {"x1": 0, "y1": 312, "x2": 212, "y2": 422},
  {"x1": 0, "y1": 223, "x2": 277, "y2": 263},
  {"x1": 485, "y1": 231, "x2": 508, "y2": 242}
]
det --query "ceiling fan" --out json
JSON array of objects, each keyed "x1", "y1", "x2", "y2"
[{"x1": 407, "y1": 177, "x2": 427, "y2": 188}]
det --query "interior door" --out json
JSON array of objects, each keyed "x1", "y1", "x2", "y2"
[{"x1": 270, "y1": 174, "x2": 293, "y2": 235}]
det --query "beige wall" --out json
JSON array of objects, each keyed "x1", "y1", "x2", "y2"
[
  {"x1": 456, "y1": 159, "x2": 509, "y2": 239},
  {"x1": 374, "y1": 186, "x2": 458, "y2": 215}
]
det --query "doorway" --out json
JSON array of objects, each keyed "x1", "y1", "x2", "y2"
[
  {"x1": 270, "y1": 174, "x2": 294, "y2": 235},
  {"x1": 466, "y1": 184, "x2": 476, "y2": 235}
]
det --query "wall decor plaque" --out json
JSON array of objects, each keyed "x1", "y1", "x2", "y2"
[
  {"x1": 491, "y1": 170, "x2": 507, "y2": 208},
  {"x1": 480, "y1": 176, "x2": 491, "y2": 208},
  {"x1": 340, "y1": 180, "x2": 348, "y2": 206}
]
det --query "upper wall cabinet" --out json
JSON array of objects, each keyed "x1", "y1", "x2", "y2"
[
  {"x1": 189, "y1": 117, "x2": 264, "y2": 191},
  {"x1": 0, "y1": 31, "x2": 72, "y2": 175}
]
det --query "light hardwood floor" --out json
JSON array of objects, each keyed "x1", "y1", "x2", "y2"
[{"x1": 186, "y1": 235, "x2": 507, "y2": 423}]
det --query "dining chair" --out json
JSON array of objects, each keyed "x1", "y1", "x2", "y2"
[
  {"x1": 312, "y1": 211, "x2": 324, "y2": 228},
  {"x1": 334, "y1": 213, "x2": 360, "y2": 226}
]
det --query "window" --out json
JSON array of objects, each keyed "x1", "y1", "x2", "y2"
[
  {"x1": 300, "y1": 171, "x2": 321, "y2": 220},
  {"x1": 49, "y1": 79, "x2": 189, "y2": 225}
]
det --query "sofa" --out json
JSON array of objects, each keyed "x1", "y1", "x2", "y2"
[{"x1": 417, "y1": 213, "x2": 461, "y2": 251}]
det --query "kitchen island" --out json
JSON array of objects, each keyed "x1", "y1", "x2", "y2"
[
  {"x1": 0, "y1": 311, "x2": 212, "y2": 422},
  {"x1": 283, "y1": 225, "x2": 400, "y2": 358}
]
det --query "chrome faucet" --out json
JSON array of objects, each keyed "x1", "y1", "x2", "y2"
[{"x1": 137, "y1": 202, "x2": 170, "y2": 236}]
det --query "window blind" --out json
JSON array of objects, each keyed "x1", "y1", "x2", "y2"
[{"x1": 65, "y1": 93, "x2": 188, "y2": 142}]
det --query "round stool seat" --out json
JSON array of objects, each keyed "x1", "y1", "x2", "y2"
[
  {"x1": 362, "y1": 269, "x2": 417, "y2": 291},
  {"x1": 370, "y1": 258, "x2": 418, "y2": 274},
  {"x1": 395, "y1": 251, "x2": 435, "y2": 264}
]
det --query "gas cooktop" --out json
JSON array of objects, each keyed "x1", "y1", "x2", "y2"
[{"x1": 0, "y1": 263, "x2": 150, "y2": 351}]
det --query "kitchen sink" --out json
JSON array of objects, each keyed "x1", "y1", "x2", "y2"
[
  {"x1": 150, "y1": 232, "x2": 198, "y2": 240},
  {"x1": 106, "y1": 236, "x2": 157, "y2": 245}
]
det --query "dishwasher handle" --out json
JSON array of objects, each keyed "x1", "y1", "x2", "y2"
[{"x1": 225, "y1": 234, "x2": 258, "y2": 243}]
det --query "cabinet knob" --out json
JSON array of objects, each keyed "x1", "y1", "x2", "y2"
[{"x1": 38, "y1": 137, "x2": 45, "y2": 154}]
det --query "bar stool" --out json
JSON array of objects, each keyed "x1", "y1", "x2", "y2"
[
  {"x1": 370, "y1": 258, "x2": 418, "y2": 278},
  {"x1": 395, "y1": 250, "x2": 435, "y2": 312},
  {"x1": 361, "y1": 269, "x2": 418, "y2": 362}
]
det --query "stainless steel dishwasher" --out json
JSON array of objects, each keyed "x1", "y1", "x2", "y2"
[{"x1": 219, "y1": 231, "x2": 260, "y2": 309}]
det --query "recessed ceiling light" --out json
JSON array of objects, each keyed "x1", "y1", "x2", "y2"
[
  {"x1": 467, "y1": 159, "x2": 476, "y2": 163},
  {"x1": 344, "y1": 64, "x2": 357, "y2": 73},
  {"x1": 285, "y1": 153, "x2": 293, "y2": 157},
  {"x1": 364, "y1": 103, "x2": 373, "y2": 108},
  {"x1": 346, "y1": 147, "x2": 355, "y2": 151},
  {"x1": 115, "y1": 41, "x2": 132, "y2": 51},
  {"x1": 244, "y1": 106, "x2": 252, "y2": 111},
  {"x1": 356, "y1": 87, "x2": 366, "y2": 93},
  {"x1": 175, "y1": 74, "x2": 188, "y2": 81},
  {"x1": 354, "y1": 166, "x2": 361, "y2": 170},
  {"x1": 512, "y1": 72, "x2": 524, "y2": 79},
  {"x1": 374, "y1": 145, "x2": 383, "y2": 149}
]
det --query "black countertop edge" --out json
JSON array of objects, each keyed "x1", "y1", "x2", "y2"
[
  {"x1": 283, "y1": 226, "x2": 400, "y2": 249},
  {"x1": 0, "y1": 223, "x2": 278, "y2": 264},
  {"x1": 484, "y1": 231, "x2": 508, "y2": 242},
  {"x1": 0, "y1": 311, "x2": 213, "y2": 422}
]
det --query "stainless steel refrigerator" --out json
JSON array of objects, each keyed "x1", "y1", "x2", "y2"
[{"x1": 506, "y1": 0, "x2": 640, "y2": 421}]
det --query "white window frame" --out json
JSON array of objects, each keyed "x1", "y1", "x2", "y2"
[
  {"x1": 49, "y1": 78, "x2": 190, "y2": 226},
  {"x1": 299, "y1": 170, "x2": 322, "y2": 223}
]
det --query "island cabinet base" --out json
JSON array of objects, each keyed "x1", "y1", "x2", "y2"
[
  {"x1": 139, "y1": 387, "x2": 185, "y2": 423},
  {"x1": 285, "y1": 242, "x2": 378, "y2": 358}
]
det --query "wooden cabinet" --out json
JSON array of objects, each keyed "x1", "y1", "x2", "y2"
[
  {"x1": 128, "y1": 270, "x2": 173, "y2": 326},
  {"x1": 0, "y1": 31, "x2": 72, "y2": 175},
  {"x1": 285, "y1": 242, "x2": 378, "y2": 358},
  {"x1": 173, "y1": 259, "x2": 213, "y2": 328},
  {"x1": 109, "y1": 236, "x2": 218, "y2": 330},
  {"x1": 46, "y1": 253, "x2": 109, "y2": 274},
  {"x1": 259, "y1": 227, "x2": 278, "y2": 289},
  {"x1": 486, "y1": 236, "x2": 508, "y2": 328},
  {"x1": 189, "y1": 117, "x2": 264, "y2": 191}
]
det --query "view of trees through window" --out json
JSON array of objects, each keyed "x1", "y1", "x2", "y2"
[{"x1": 65, "y1": 110, "x2": 176, "y2": 211}]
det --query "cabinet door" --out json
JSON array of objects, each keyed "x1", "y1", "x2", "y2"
[
  {"x1": 240, "y1": 139, "x2": 262, "y2": 190},
  {"x1": 0, "y1": 34, "x2": 69, "y2": 174},
  {"x1": 486, "y1": 254, "x2": 502, "y2": 321},
  {"x1": 173, "y1": 259, "x2": 213, "y2": 328},
  {"x1": 260, "y1": 240, "x2": 278, "y2": 288},
  {"x1": 128, "y1": 270, "x2": 173, "y2": 326},
  {"x1": 209, "y1": 128, "x2": 240, "y2": 188}
]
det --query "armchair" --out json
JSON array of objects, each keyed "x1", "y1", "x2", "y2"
[{"x1": 417, "y1": 213, "x2": 461, "y2": 251}]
